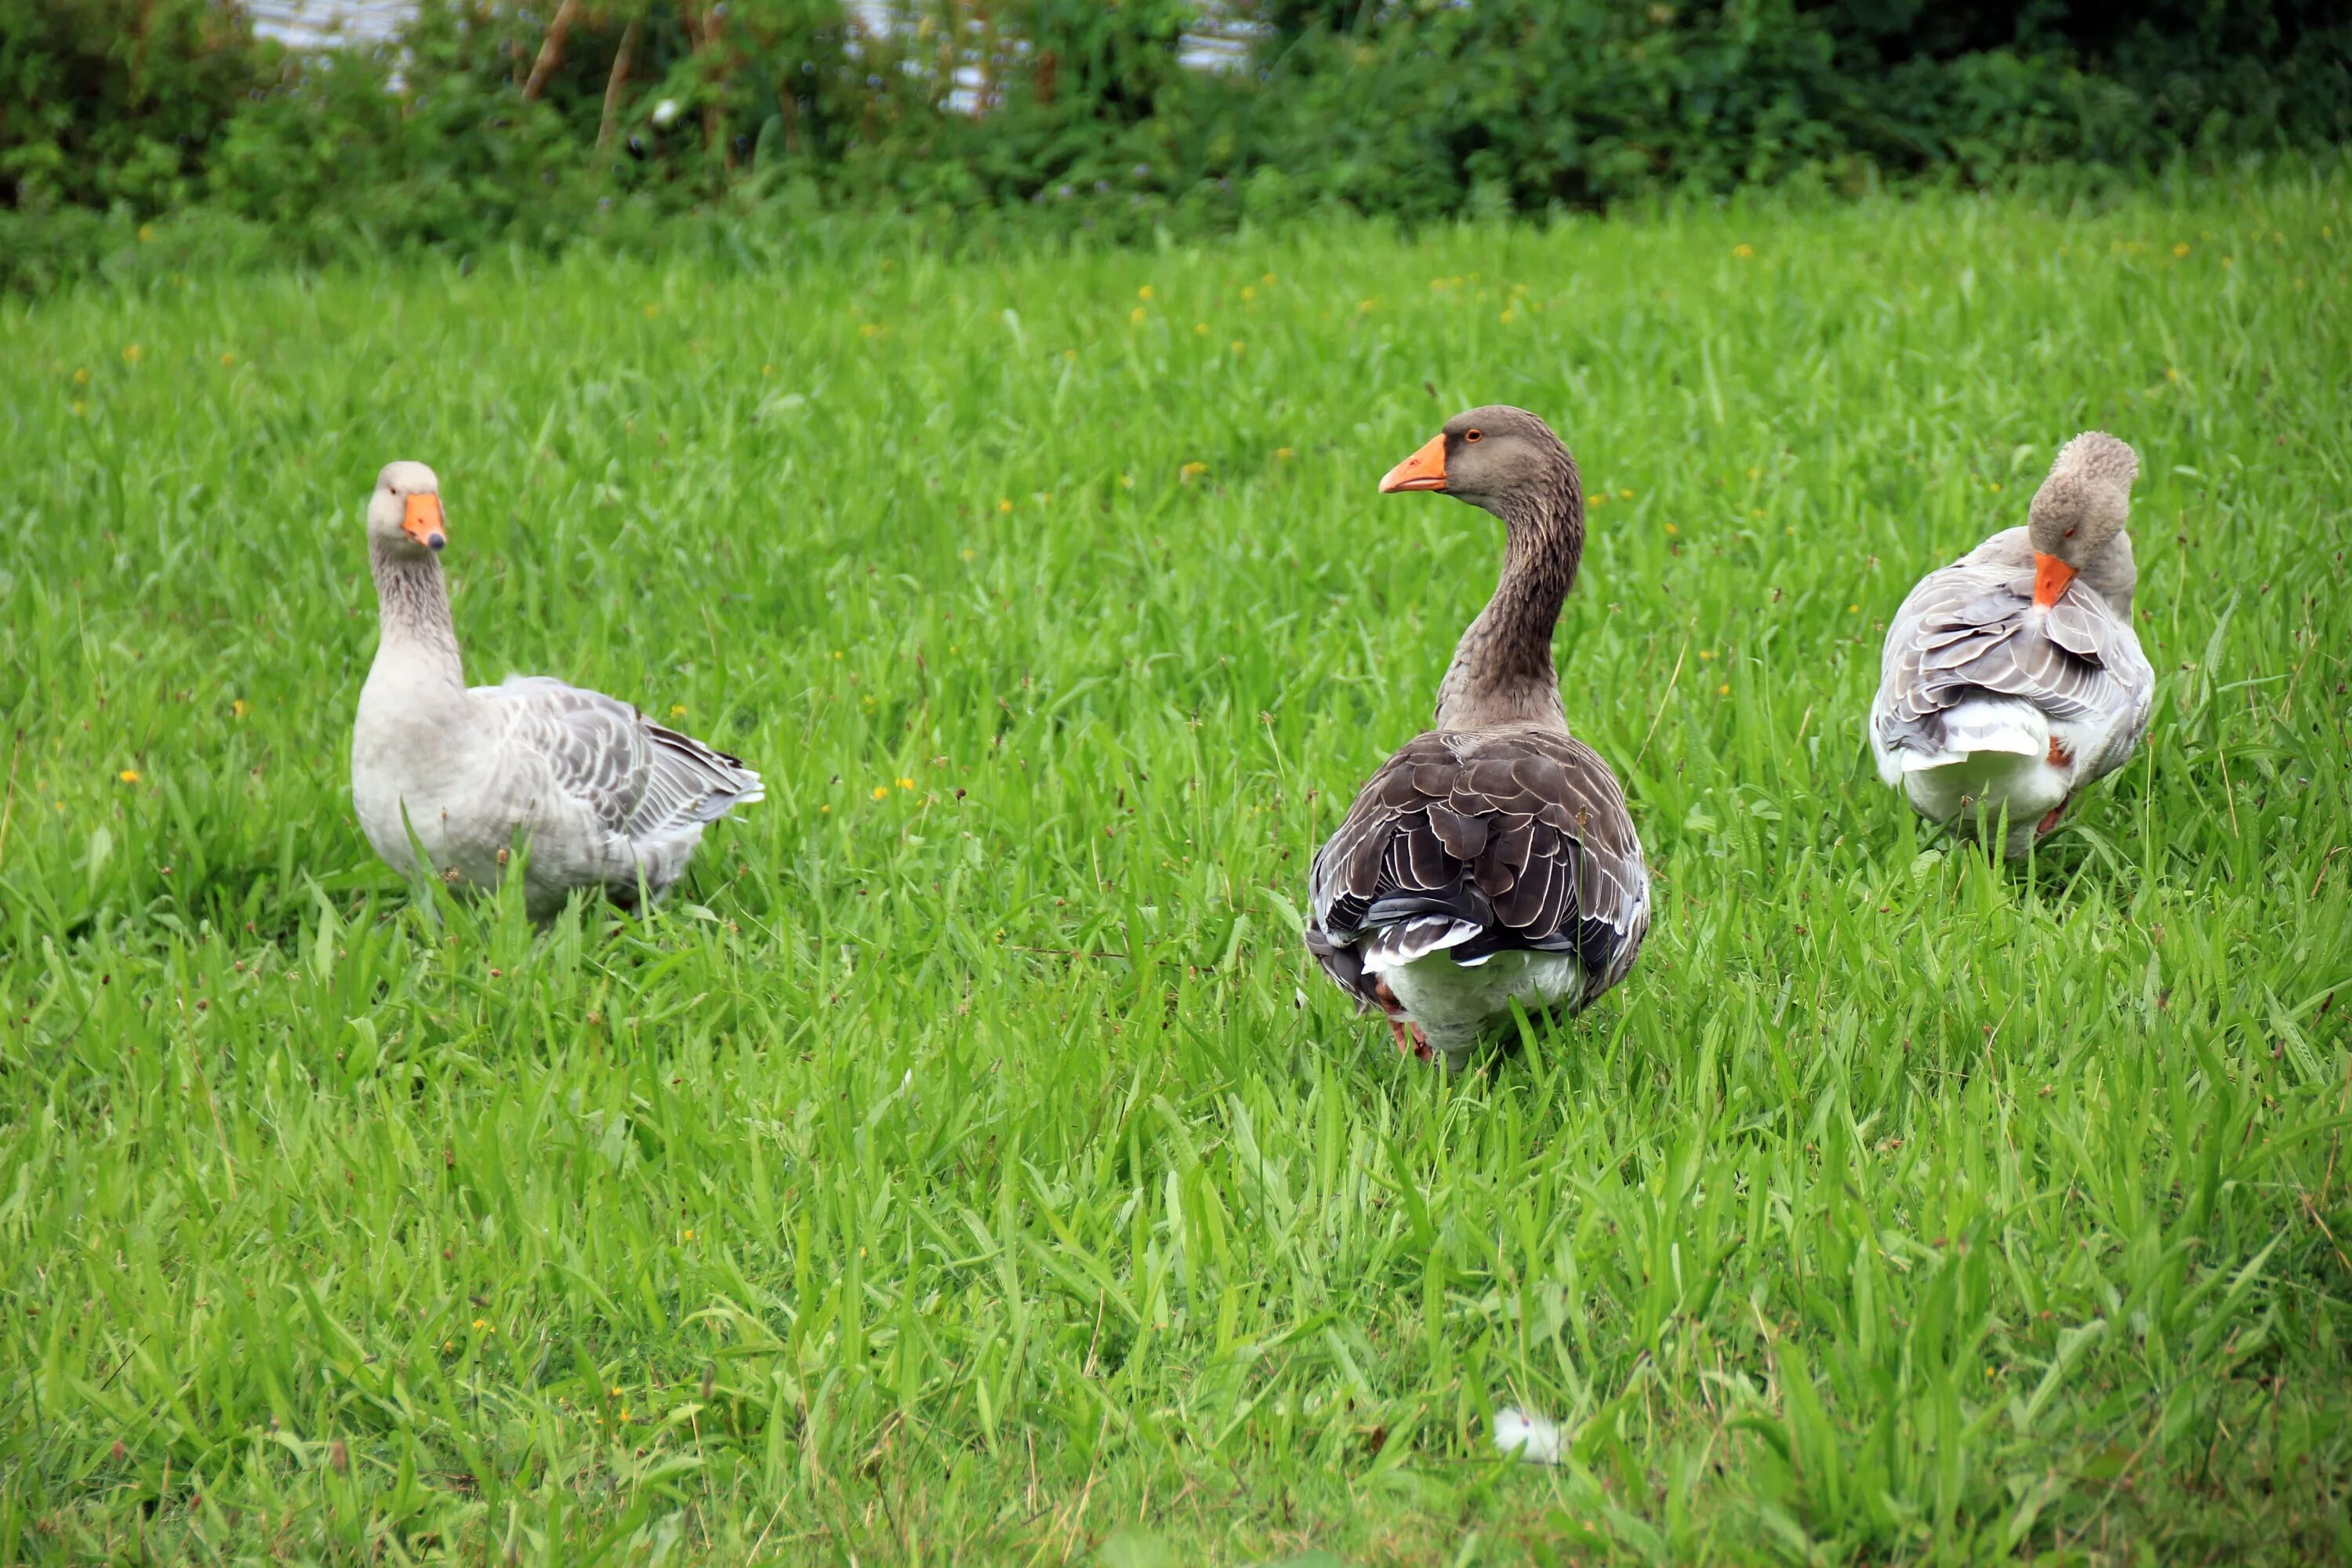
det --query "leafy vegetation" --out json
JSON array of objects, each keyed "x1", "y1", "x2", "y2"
[
  {"x1": 5, "y1": 1, "x2": 2350, "y2": 288},
  {"x1": 1, "y1": 167, "x2": 2348, "y2": 1563}
]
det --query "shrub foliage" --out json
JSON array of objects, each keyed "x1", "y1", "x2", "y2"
[{"x1": 2, "y1": 0, "x2": 2347, "y2": 279}]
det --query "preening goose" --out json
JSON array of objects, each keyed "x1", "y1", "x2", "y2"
[
  {"x1": 351, "y1": 462, "x2": 763, "y2": 919},
  {"x1": 1870, "y1": 432, "x2": 2153, "y2": 856},
  {"x1": 1305, "y1": 407, "x2": 1650, "y2": 1067}
]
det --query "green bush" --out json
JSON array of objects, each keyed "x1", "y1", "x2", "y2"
[
  {"x1": 0, "y1": 0, "x2": 270, "y2": 213},
  {"x1": 2, "y1": 0, "x2": 2347, "y2": 289}
]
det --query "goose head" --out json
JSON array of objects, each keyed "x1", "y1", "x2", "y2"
[
  {"x1": 368, "y1": 461, "x2": 448, "y2": 558},
  {"x1": 1380, "y1": 405, "x2": 1575, "y2": 523},
  {"x1": 2026, "y1": 432, "x2": 2136, "y2": 608}
]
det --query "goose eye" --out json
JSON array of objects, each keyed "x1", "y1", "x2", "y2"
[
  {"x1": 1463, "y1": 429, "x2": 1483, "y2": 442},
  {"x1": 2063, "y1": 526, "x2": 2077, "y2": 539}
]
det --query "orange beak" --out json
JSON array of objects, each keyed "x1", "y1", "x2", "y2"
[
  {"x1": 2032, "y1": 551, "x2": 2076, "y2": 609},
  {"x1": 1379, "y1": 432, "x2": 1448, "y2": 493},
  {"x1": 402, "y1": 493, "x2": 447, "y2": 551}
]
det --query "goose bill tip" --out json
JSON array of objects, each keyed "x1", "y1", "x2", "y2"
[
  {"x1": 402, "y1": 492, "x2": 448, "y2": 550},
  {"x1": 2031, "y1": 550, "x2": 2076, "y2": 608},
  {"x1": 1379, "y1": 432, "x2": 1448, "y2": 494}
]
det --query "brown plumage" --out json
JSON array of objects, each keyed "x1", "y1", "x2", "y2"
[{"x1": 1305, "y1": 407, "x2": 1650, "y2": 1063}]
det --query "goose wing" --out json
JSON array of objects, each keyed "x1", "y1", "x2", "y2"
[
  {"x1": 480, "y1": 676, "x2": 764, "y2": 844},
  {"x1": 1306, "y1": 728, "x2": 1648, "y2": 1013},
  {"x1": 1875, "y1": 561, "x2": 2154, "y2": 771}
]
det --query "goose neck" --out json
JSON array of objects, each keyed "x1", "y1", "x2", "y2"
[
  {"x1": 368, "y1": 539, "x2": 463, "y2": 686},
  {"x1": 1432, "y1": 470, "x2": 1584, "y2": 732},
  {"x1": 2075, "y1": 529, "x2": 2137, "y2": 618}
]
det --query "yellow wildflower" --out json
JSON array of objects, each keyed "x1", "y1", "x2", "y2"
[
  {"x1": 1733, "y1": 245, "x2": 1755, "y2": 259},
  {"x1": 122, "y1": 344, "x2": 141, "y2": 365},
  {"x1": 1618, "y1": 488, "x2": 1634, "y2": 499},
  {"x1": 2172, "y1": 243, "x2": 2190, "y2": 257},
  {"x1": 896, "y1": 778, "x2": 914, "y2": 790},
  {"x1": 231, "y1": 699, "x2": 249, "y2": 719},
  {"x1": 1356, "y1": 299, "x2": 1375, "y2": 313},
  {"x1": 1180, "y1": 461, "x2": 1208, "y2": 481},
  {"x1": 118, "y1": 769, "x2": 140, "y2": 784},
  {"x1": 138, "y1": 224, "x2": 154, "y2": 243},
  {"x1": 1138, "y1": 285, "x2": 1153, "y2": 300},
  {"x1": 1063, "y1": 348, "x2": 1077, "y2": 360},
  {"x1": 219, "y1": 352, "x2": 236, "y2": 368},
  {"x1": 71, "y1": 401, "x2": 86, "y2": 418},
  {"x1": 1718, "y1": 684, "x2": 1730, "y2": 695},
  {"x1": 1194, "y1": 321, "x2": 1208, "y2": 336},
  {"x1": 871, "y1": 786, "x2": 887, "y2": 800},
  {"x1": 644, "y1": 304, "x2": 659, "y2": 318},
  {"x1": 1230, "y1": 340, "x2": 1244, "y2": 354},
  {"x1": 1276, "y1": 447, "x2": 1294, "y2": 460},
  {"x1": 73, "y1": 368, "x2": 89, "y2": 385},
  {"x1": 670, "y1": 704, "x2": 687, "y2": 718},
  {"x1": 1241, "y1": 285, "x2": 1256, "y2": 301},
  {"x1": 1130, "y1": 307, "x2": 1147, "y2": 324},
  {"x1": 1697, "y1": 650, "x2": 1715, "y2": 661},
  {"x1": 1261, "y1": 272, "x2": 1276, "y2": 285},
  {"x1": 998, "y1": 497, "x2": 1013, "y2": 513},
  {"x1": 858, "y1": 322, "x2": 883, "y2": 339}
]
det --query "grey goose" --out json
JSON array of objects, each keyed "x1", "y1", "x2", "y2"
[{"x1": 351, "y1": 462, "x2": 762, "y2": 919}]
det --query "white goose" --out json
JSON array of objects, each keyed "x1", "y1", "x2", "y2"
[
  {"x1": 352, "y1": 462, "x2": 762, "y2": 918},
  {"x1": 1870, "y1": 432, "x2": 2154, "y2": 856}
]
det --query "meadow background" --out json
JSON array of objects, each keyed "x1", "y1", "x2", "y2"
[{"x1": 2, "y1": 162, "x2": 2350, "y2": 1563}]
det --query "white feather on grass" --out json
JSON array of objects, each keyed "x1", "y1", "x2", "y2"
[{"x1": 1492, "y1": 1406, "x2": 1563, "y2": 1465}]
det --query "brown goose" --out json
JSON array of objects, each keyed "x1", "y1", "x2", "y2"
[
  {"x1": 1869, "y1": 432, "x2": 2154, "y2": 855},
  {"x1": 1305, "y1": 407, "x2": 1650, "y2": 1066}
]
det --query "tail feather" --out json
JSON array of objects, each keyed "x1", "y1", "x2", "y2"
[
  {"x1": 641, "y1": 722, "x2": 764, "y2": 826},
  {"x1": 1361, "y1": 914, "x2": 1483, "y2": 973},
  {"x1": 1904, "y1": 698, "x2": 2046, "y2": 772}
]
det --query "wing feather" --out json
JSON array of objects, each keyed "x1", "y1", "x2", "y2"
[
  {"x1": 480, "y1": 676, "x2": 764, "y2": 847},
  {"x1": 1871, "y1": 542, "x2": 2152, "y2": 777},
  {"x1": 1306, "y1": 728, "x2": 1649, "y2": 1014}
]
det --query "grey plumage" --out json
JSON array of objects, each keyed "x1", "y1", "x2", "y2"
[
  {"x1": 484, "y1": 677, "x2": 763, "y2": 841},
  {"x1": 1868, "y1": 432, "x2": 2154, "y2": 853},
  {"x1": 1873, "y1": 530, "x2": 2151, "y2": 777},
  {"x1": 350, "y1": 461, "x2": 761, "y2": 919}
]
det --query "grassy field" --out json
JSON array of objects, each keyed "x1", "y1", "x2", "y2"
[{"x1": 2, "y1": 166, "x2": 2348, "y2": 1565}]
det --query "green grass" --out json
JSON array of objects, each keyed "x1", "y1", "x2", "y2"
[{"x1": 2, "y1": 168, "x2": 2349, "y2": 1566}]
